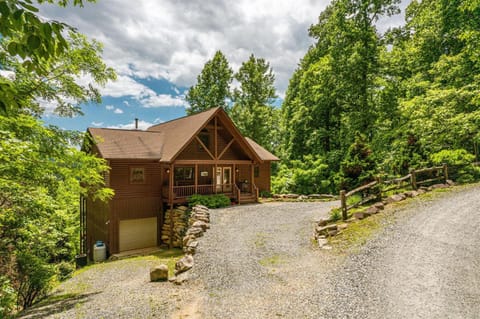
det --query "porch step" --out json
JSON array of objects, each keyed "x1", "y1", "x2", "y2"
[{"x1": 239, "y1": 195, "x2": 257, "y2": 204}]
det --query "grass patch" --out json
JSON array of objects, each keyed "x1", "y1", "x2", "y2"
[
  {"x1": 254, "y1": 233, "x2": 267, "y2": 248},
  {"x1": 259, "y1": 254, "x2": 285, "y2": 267},
  {"x1": 329, "y1": 213, "x2": 387, "y2": 253}
]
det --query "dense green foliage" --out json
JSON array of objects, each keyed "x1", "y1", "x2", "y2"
[
  {"x1": 230, "y1": 54, "x2": 278, "y2": 151},
  {"x1": 272, "y1": 155, "x2": 330, "y2": 195},
  {"x1": 0, "y1": 116, "x2": 113, "y2": 314},
  {"x1": 276, "y1": 0, "x2": 480, "y2": 194},
  {"x1": 0, "y1": 1, "x2": 115, "y2": 316},
  {"x1": 186, "y1": 50, "x2": 233, "y2": 115},
  {"x1": 0, "y1": 0, "x2": 97, "y2": 114},
  {"x1": 187, "y1": 194, "x2": 231, "y2": 209},
  {"x1": 186, "y1": 52, "x2": 280, "y2": 152}
]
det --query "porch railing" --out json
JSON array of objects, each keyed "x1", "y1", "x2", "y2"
[{"x1": 172, "y1": 184, "x2": 234, "y2": 198}]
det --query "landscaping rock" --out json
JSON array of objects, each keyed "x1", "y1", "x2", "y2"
[
  {"x1": 354, "y1": 212, "x2": 366, "y2": 220},
  {"x1": 192, "y1": 220, "x2": 209, "y2": 232},
  {"x1": 327, "y1": 230, "x2": 338, "y2": 236},
  {"x1": 186, "y1": 227, "x2": 204, "y2": 238},
  {"x1": 175, "y1": 255, "x2": 194, "y2": 275},
  {"x1": 316, "y1": 224, "x2": 338, "y2": 234},
  {"x1": 173, "y1": 272, "x2": 189, "y2": 285},
  {"x1": 417, "y1": 189, "x2": 427, "y2": 195},
  {"x1": 404, "y1": 190, "x2": 420, "y2": 197},
  {"x1": 150, "y1": 264, "x2": 169, "y2": 282},
  {"x1": 317, "y1": 238, "x2": 328, "y2": 248},
  {"x1": 298, "y1": 195, "x2": 309, "y2": 200},
  {"x1": 184, "y1": 240, "x2": 199, "y2": 254},
  {"x1": 283, "y1": 193, "x2": 300, "y2": 199},
  {"x1": 365, "y1": 206, "x2": 380, "y2": 215},
  {"x1": 316, "y1": 218, "x2": 329, "y2": 227},
  {"x1": 387, "y1": 194, "x2": 406, "y2": 203},
  {"x1": 337, "y1": 223, "x2": 348, "y2": 230},
  {"x1": 446, "y1": 179, "x2": 455, "y2": 186},
  {"x1": 373, "y1": 202, "x2": 385, "y2": 210},
  {"x1": 432, "y1": 183, "x2": 448, "y2": 189}
]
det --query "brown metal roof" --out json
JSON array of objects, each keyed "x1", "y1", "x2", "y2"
[
  {"x1": 245, "y1": 137, "x2": 280, "y2": 161},
  {"x1": 87, "y1": 107, "x2": 279, "y2": 162}
]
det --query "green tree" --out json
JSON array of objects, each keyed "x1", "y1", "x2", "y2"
[
  {"x1": 231, "y1": 54, "x2": 277, "y2": 151},
  {"x1": 1, "y1": 31, "x2": 116, "y2": 117},
  {"x1": 380, "y1": 0, "x2": 480, "y2": 171},
  {"x1": 280, "y1": 0, "x2": 400, "y2": 189},
  {"x1": 0, "y1": 115, "x2": 113, "y2": 312},
  {"x1": 0, "y1": 0, "x2": 96, "y2": 114},
  {"x1": 186, "y1": 50, "x2": 233, "y2": 115},
  {"x1": 0, "y1": 1, "x2": 116, "y2": 315}
]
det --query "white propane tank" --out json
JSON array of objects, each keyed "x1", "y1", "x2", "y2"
[{"x1": 93, "y1": 241, "x2": 106, "y2": 262}]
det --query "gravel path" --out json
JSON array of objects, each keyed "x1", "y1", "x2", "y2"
[
  {"x1": 190, "y1": 185, "x2": 480, "y2": 318},
  {"x1": 189, "y1": 201, "x2": 339, "y2": 318},
  {"x1": 319, "y1": 184, "x2": 480, "y2": 319},
  {"x1": 19, "y1": 185, "x2": 480, "y2": 318},
  {"x1": 18, "y1": 253, "x2": 199, "y2": 319}
]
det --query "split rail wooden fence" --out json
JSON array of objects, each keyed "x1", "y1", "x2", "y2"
[{"x1": 340, "y1": 164, "x2": 449, "y2": 220}]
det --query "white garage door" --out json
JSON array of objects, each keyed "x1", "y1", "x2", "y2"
[{"x1": 119, "y1": 217, "x2": 157, "y2": 252}]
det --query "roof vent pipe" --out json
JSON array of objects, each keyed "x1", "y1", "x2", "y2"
[{"x1": 135, "y1": 118, "x2": 138, "y2": 130}]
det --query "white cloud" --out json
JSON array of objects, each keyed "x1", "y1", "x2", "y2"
[
  {"x1": 91, "y1": 121, "x2": 104, "y2": 126},
  {"x1": 105, "y1": 105, "x2": 114, "y2": 110},
  {"x1": 154, "y1": 118, "x2": 164, "y2": 124},
  {"x1": 141, "y1": 94, "x2": 185, "y2": 108},
  {"x1": 39, "y1": 0, "x2": 411, "y2": 96},
  {"x1": 113, "y1": 108, "x2": 124, "y2": 114},
  {"x1": 107, "y1": 120, "x2": 154, "y2": 130}
]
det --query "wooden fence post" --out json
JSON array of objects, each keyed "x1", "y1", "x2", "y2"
[
  {"x1": 410, "y1": 169, "x2": 417, "y2": 190},
  {"x1": 443, "y1": 163, "x2": 448, "y2": 183},
  {"x1": 340, "y1": 190, "x2": 347, "y2": 220}
]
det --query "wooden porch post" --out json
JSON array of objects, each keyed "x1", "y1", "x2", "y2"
[
  {"x1": 214, "y1": 116, "x2": 218, "y2": 159},
  {"x1": 195, "y1": 163, "x2": 198, "y2": 194},
  {"x1": 233, "y1": 164, "x2": 236, "y2": 187},
  {"x1": 250, "y1": 163, "x2": 254, "y2": 194},
  {"x1": 168, "y1": 164, "x2": 174, "y2": 249},
  {"x1": 214, "y1": 163, "x2": 218, "y2": 194},
  {"x1": 169, "y1": 164, "x2": 174, "y2": 203}
]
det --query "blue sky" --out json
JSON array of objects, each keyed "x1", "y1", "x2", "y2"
[{"x1": 38, "y1": 0, "x2": 410, "y2": 132}]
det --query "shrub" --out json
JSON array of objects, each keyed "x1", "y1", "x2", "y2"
[
  {"x1": 272, "y1": 155, "x2": 331, "y2": 195},
  {"x1": 57, "y1": 262, "x2": 75, "y2": 281},
  {"x1": 430, "y1": 149, "x2": 479, "y2": 183},
  {"x1": 0, "y1": 276, "x2": 15, "y2": 319},
  {"x1": 330, "y1": 208, "x2": 342, "y2": 222},
  {"x1": 187, "y1": 194, "x2": 231, "y2": 209},
  {"x1": 259, "y1": 190, "x2": 272, "y2": 198}
]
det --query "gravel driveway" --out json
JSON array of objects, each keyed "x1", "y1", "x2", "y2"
[
  {"x1": 189, "y1": 185, "x2": 480, "y2": 318},
  {"x1": 319, "y1": 184, "x2": 480, "y2": 319},
  {"x1": 19, "y1": 185, "x2": 480, "y2": 318},
  {"x1": 189, "y1": 200, "x2": 339, "y2": 318}
]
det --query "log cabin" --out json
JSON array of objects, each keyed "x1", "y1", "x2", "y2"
[{"x1": 81, "y1": 107, "x2": 278, "y2": 256}]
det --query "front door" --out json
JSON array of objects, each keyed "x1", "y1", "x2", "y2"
[{"x1": 215, "y1": 167, "x2": 232, "y2": 193}]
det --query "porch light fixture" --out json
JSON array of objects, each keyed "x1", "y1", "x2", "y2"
[
  {"x1": 235, "y1": 168, "x2": 239, "y2": 173},
  {"x1": 166, "y1": 169, "x2": 170, "y2": 174}
]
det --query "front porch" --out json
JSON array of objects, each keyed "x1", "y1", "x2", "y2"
[{"x1": 161, "y1": 162, "x2": 259, "y2": 205}]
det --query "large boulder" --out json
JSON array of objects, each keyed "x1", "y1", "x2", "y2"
[
  {"x1": 150, "y1": 264, "x2": 169, "y2": 282},
  {"x1": 175, "y1": 255, "x2": 194, "y2": 275}
]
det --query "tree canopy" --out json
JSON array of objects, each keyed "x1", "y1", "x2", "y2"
[
  {"x1": 231, "y1": 54, "x2": 278, "y2": 151},
  {"x1": 185, "y1": 50, "x2": 233, "y2": 115},
  {"x1": 274, "y1": 0, "x2": 480, "y2": 194},
  {"x1": 0, "y1": 0, "x2": 115, "y2": 315}
]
